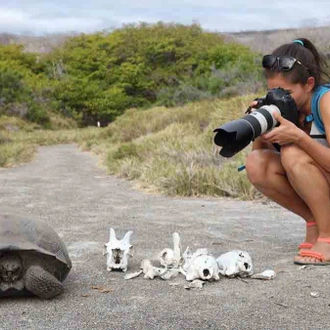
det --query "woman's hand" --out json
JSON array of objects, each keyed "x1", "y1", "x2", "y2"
[
  {"x1": 245, "y1": 100, "x2": 259, "y2": 114},
  {"x1": 261, "y1": 112, "x2": 304, "y2": 145}
]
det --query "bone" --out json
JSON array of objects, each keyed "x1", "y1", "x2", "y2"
[
  {"x1": 182, "y1": 248, "x2": 219, "y2": 281},
  {"x1": 217, "y1": 250, "x2": 253, "y2": 278},
  {"x1": 109, "y1": 231, "x2": 261, "y2": 286},
  {"x1": 141, "y1": 259, "x2": 168, "y2": 279},
  {"x1": 182, "y1": 247, "x2": 208, "y2": 272},
  {"x1": 250, "y1": 269, "x2": 276, "y2": 280},
  {"x1": 158, "y1": 232, "x2": 182, "y2": 268},
  {"x1": 158, "y1": 248, "x2": 175, "y2": 267},
  {"x1": 184, "y1": 279, "x2": 205, "y2": 289},
  {"x1": 104, "y1": 228, "x2": 133, "y2": 272},
  {"x1": 172, "y1": 232, "x2": 182, "y2": 267},
  {"x1": 124, "y1": 270, "x2": 143, "y2": 280},
  {"x1": 160, "y1": 268, "x2": 180, "y2": 280}
]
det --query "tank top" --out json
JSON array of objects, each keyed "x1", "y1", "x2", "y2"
[{"x1": 310, "y1": 84, "x2": 330, "y2": 147}]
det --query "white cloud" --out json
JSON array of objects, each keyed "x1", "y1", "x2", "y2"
[
  {"x1": 0, "y1": 1, "x2": 330, "y2": 35},
  {"x1": 0, "y1": 7, "x2": 108, "y2": 34}
]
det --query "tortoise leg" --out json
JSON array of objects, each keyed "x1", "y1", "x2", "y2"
[{"x1": 24, "y1": 265, "x2": 64, "y2": 299}]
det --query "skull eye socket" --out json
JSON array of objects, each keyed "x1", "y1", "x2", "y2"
[{"x1": 244, "y1": 262, "x2": 250, "y2": 270}]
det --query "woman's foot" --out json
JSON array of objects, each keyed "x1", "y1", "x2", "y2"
[
  {"x1": 298, "y1": 221, "x2": 318, "y2": 250},
  {"x1": 294, "y1": 237, "x2": 330, "y2": 265}
]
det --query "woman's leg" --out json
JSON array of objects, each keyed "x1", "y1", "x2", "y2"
[
  {"x1": 245, "y1": 149, "x2": 317, "y2": 244},
  {"x1": 280, "y1": 145, "x2": 330, "y2": 263}
]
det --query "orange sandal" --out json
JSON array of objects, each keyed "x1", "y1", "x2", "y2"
[
  {"x1": 295, "y1": 237, "x2": 330, "y2": 266},
  {"x1": 298, "y1": 221, "x2": 317, "y2": 250}
]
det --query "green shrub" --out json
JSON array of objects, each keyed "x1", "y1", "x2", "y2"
[
  {"x1": 0, "y1": 23, "x2": 264, "y2": 128},
  {"x1": 26, "y1": 102, "x2": 50, "y2": 127},
  {"x1": 0, "y1": 64, "x2": 28, "y2": 103},
  {"x1": 39, "y1": 22, "x2": 262, "y2": 125}
]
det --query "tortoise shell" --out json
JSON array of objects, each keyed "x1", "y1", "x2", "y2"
[{"x1": 0, "y1": 214, "x2": 72, "y2": 280}]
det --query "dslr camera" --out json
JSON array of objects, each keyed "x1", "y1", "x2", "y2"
[{"x1": 213, "y1": 87, "x2": 299, "y2": 158}]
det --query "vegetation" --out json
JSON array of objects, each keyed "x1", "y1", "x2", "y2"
[
  {"x1": 100, "y1": 95, "x2": 257, "y2": 198},
  {"x1": 4, "y1": 23, "x2": 328, "y2": 199},
  {"x1": 0, "y1": 94, "x2": 261, "y2": 199},
  {"x1": 0, "y1": 23, "x2": 263, "y2": 127}
]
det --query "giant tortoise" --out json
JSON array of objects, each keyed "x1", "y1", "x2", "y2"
[{"x1": 0, "y1": 214, "x2": 72, "y2": 299}]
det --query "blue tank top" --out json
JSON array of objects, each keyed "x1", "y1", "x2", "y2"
[{"x1": 311, "y1": 84, "x2": 330, "y2": 134}]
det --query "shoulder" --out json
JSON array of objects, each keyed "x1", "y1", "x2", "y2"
[
  {"x1": 319, "y1": 89, "x2": 330, "y2": 107},
  {"x1": 319, "y1": 90, "x2": 330, "y2": 120}
]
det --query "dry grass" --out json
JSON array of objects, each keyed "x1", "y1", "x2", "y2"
[
  {"x1": 0, "y1": 94, "x2": 261, "y2": 199},
  {"x1": 0, "y1": 116, "x2": 40, "y2": 132},
  {"x1": 98, "y1": 95, "x2": 259, "y2": 199},
  {"x1": 0, "y1": 143, "x2": 36, "y2": 167}
]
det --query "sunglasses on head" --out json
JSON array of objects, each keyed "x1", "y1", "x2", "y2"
[{"x1": 262, "y1": 55, "x2": 308, "y2": 72}]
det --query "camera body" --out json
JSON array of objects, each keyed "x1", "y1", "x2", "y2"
[
  {"x1": 253, "y1": 87, "x2": 299, "y2": 125},
  {"x1": 213, "y1": 87, "x2": 299, "y2": 158}
]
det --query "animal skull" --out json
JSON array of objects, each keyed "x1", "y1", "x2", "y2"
[
  {"x1": 182, "y1": 248, "x2": 220, "y2": 281},
  {"x1": 216, "y1": 250, "x2": 253, "y2": 277},
  {"x1": 104, "y1": 228, "x2": 133, "y2": 272}
]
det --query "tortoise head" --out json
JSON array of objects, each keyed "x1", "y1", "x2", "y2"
[{"x1": 0, "y1": 253, "x2": 23, "y2": 284}]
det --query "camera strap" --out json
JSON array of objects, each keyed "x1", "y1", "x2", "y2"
[{"x1": 304, "y1": 114, "x2": 314, "y2": 124}]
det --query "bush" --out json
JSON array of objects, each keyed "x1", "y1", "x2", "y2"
[
  {"x1": 0, "y1": 23, "x2": 264, "y2": 127},
  {"x1": 156, "y1": 84, "x2": 214, "y2": 107},
  {"x1": 26, "y1": 102, "x2": 50, "y2": 127},
  {"x1": 0, "y1": 65, "x2": 27, "y2": 104},
  {"x1": 40, "y1": 22, "x2": 261, "y2": 124}
]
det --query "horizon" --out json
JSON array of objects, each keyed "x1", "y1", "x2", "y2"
[{"x1": 1, "y1": 21, "x2": 329, "y2": 39}]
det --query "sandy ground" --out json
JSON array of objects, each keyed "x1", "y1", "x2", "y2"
[{"x1": 0, "y1": 144, "x2": 329, "y2": 330}]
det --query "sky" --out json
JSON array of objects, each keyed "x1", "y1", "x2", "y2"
[{"x1": 1, "y1": 1, "x2": 330, "y2": 35}]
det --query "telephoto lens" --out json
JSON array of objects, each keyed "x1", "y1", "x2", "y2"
[
  {"x1": 213, "y1": 87, "x2": 299, "y2": 158},
  {"x1": 213, "y1": 105, "x2": 281, "y2": 158}
]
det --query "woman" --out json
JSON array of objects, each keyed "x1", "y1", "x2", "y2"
[{"x1": 245, "y1": 38, "x2": 330, "y2": 265}]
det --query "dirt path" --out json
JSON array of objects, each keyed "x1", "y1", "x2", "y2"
[{"x1": 0, "y1": 144, "x2": 328, "y2": 330}]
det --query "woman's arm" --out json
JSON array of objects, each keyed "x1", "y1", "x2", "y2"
[{"x1": 295, "y1": 92, "x2": 330, "y2": 172}]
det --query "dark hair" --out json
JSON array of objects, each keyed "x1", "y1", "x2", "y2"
[{"x1": 264, "y1": 38, "x2": 329, "y2": 89}]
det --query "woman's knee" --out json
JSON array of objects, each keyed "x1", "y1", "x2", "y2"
[
  {"x1": 245, "y1": 150, "x2": 275, "y2": 185},
  {"x1": 280, "y1": 145, "x2": 313, "y2": 174}
]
